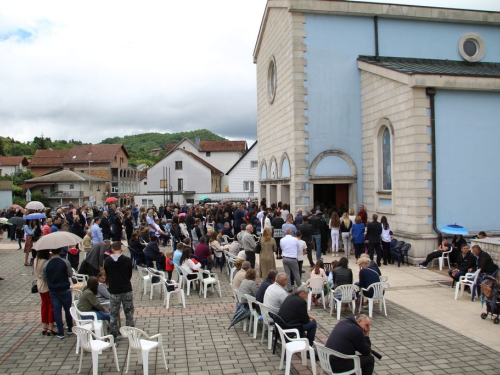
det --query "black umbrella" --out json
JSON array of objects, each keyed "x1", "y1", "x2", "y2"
[
  {"x1": 228, "y1": 303, "x2": 250, "y2": 330},
  {"x1": 8, "y1": 217, "x2": 25, "y2": 227}
]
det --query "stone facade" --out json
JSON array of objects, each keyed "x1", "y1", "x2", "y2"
[{"x1": 255, "y1": 6, "x2": 308, "y2": 209}]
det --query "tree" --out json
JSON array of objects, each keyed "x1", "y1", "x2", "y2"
[{"x1": 0, "y1": 137, "x2": 4, "y2": 156}]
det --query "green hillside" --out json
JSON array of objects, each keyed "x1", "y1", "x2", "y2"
[{"x1": 0, "y1": 129, "x2": 227, "y2": 168}]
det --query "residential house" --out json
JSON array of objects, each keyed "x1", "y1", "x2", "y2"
[
  {"x1": 0, "y1": 181, "x2": 13, "y2": 208},
  {"x1": 0, "y1": 156, "x2": 29, "y2": 176},
  {"x1": 24, "y1": 169, "x2": 107, "y2": 207},
  {"x1": 226, "y1": 141, "x2": 258, "y2": 198},
  {"x1": 28, "y1": 150, "x2": 68, "y2": 177},
  {"x1": 254, "y1": 0, "x2": 500, "y2": 258},
  {"x1": 135, "y1": 148, "x2": 224, "y2": 207}
]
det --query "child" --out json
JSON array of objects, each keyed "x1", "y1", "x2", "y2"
[
  {"x1": 165, "y1": 251, "x2": 174, "y2": 281},
  {"x1": 96, "y1": 271, "x2": 110, "y2": 305}
]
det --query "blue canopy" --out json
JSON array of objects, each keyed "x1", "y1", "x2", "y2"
[
  {"x1": 441, "y1": 224, "x2": 469, "y2": 236},
  {"x1": 25, "y1": 213, "x2": 47, "y2": 220}
]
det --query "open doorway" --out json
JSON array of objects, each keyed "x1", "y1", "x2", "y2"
[{"x1": 313, "y1": 183, "x2": 349, "y2": 209}]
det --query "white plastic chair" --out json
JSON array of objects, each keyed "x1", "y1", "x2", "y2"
[
  {"x1": 120, "y1": 326, "x2": 168, "y2": 374},
  {"x1": 72, "y1": 268, "x2": 89, "y2": 287},
  {"x1": 146, "y1": 267, "x2": 165, "y2": 300},
  {"x1": 359, "y1": 282, "x2": 389, "y2": 317},
  {"x1": 72, "y1": 288, "x2": 83, "y2": 303},
  {"x1": 137, "y1": 265, "x2": 150, "y2": 295},
  {"x1": 275, "y1": 323, "x2": 316, "y2": 375},
  {"x1": 314, "y1": 341, "x2": 361, "y2": 375},
  {"x1": 160, "y1": 276, "x2": 185, "y2": 309},
  {"x1": 73, "y1": 300, "x2": 104, "y2": 337},
  {"x1": 173, "y1": 263, "x2": 185, "y2": 288},
  {"x1": 198, "y1": 270, "x2": 222, "y2": 298},
  {"x1": 380, "y1": 275, "x2": 388, "y2": 282},
  {"x1": 306, "y1": 278, "x2": 326, "y2": 310},
  {"x1": 73, "y1": 326, "x2": 119, "y2": 375},
  {"x1": 330, "y1": 284, "x2": 359, "y2": 320},
  {"x1": 70, "y1": 307, "x2": 96, "y2": 354},
  {"x1": 455, "y1": 268, "x2": 481, "y2": 301},
  {"x1": 256, "y1": 301, "x2": 279, "y2": 349},
  {"x1": 174, "y1": 264, "x2": 198, "y2": 295},
  {"x1": 222, "y1": 234, "x2": 234, "y2": 244},
  {"x1": 431, "y1": 249, "x2": 452, "y2": 270},
  {"x1": 245, "y1": 294, "x2": 260, "y2": 338}
]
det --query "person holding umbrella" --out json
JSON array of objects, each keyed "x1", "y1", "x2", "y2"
[
  {"x1": 42, "y1": 247, "x2": 74, "y2": 339},
  {"x1": 35, "y1": 250, "x2": 55, "y2": 335},
  {"x1": 23, "y1": 219, "x2": 35, "y2": 266}
]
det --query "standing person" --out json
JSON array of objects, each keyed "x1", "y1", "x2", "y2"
[
  {"x1": 299, "y1": 216, "x2": 315, "y2": 268},
  {"x1": 294, "y1": 209, "x2": 304, "y2": 226},
  {"x1": 271, "y1": 211, "x2": 284, "y2": 259},
  {"x1": 329, "y1": 212, "x2": 341, "y2": 257},
  {"x1": 42, "y1": 218, "x2": 52, "y2": 236},
  {"x1": 91, "y1": 217, "x2": 103, "y2": 244},
  {"x1": 357, "y1": 205, "x2": 367, "y2": 226},
  {"x1": 325, "y1": 314, "x2": 374, "y2": 375},
  {"x1": 104, "y1": 241, "x2": 134, "y2": 339},
  {"x1": 112, "y1": 211, "x2": 123, "y2": 242},
  {"x1": 280, "y1": 228, "x2": 302, "y2": 292},
  {"x1": 366, "y1": 214, "x2": 382, "y2": 267},
  {"x1": 23, "y1": 220, "x2": 35, "y2": 266},
  {"x1": 233, "y1": 205, "x2": 245, "y2": 238},
  {"x1": 281, "y1": 214, "x2": 297, "y2": 237},
  {"x1": 380, "y1": 216, "x2": 392, "y2": 265},
  {"x1": 35, "y1": 250, "x2": 55, "y2": 335},
  {"x1": 352, "y1": 216, "x2": 366, "y2": 260},
  {"x1": 340, "y1": 213, "x2": 353, "y2": 258},
  {"x1": 42, "y1": 248, "x2": 73, "y2": 339},
  {"x1": 308, "y1": 210, "x2": 322, "y2": 261},
  {"x1": 100, "y1": 211, "x2": 111, "y2": 240},
  {"x1": 241, "y1": 225, "x2": 257, "y2": 269},
  {"x1": 290, "y1": 230, "x2": 307, "y2": 285},
  {"x1": 124, "y1": 211, "x2": 134, "y2": 243},
  {"x1": 258, "y1": 227, "x2": 276, "y2": 279}
]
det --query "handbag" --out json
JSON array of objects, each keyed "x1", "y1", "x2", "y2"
[
  {"x1": 31, "y1": 280, "x2": 38, "y2": 294},
  {"x1": 254, "y1": 243, "x2": 261, "y2": 254}
]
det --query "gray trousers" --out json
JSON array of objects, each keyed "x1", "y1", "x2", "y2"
[
  {"x1": 283, "y1": 257, "x2": 301, "y2": 290},
  {"x1": 109, "y1": 291, "x2": 135, "y2": 338}
]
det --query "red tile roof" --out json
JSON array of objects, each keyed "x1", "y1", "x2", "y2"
[
  {"x1": 62, "y1": 144, "x2": 129, "y2": 164},
  {"x1": 165, "y1": 143, "x2": 177, "y2": 153},
  {"x1": 0, "y1": 156, "x2": 29, "y2": 167},
  {"x1": 29, "y1": 150, "x2": 69, "y2": 167},
  {"x1": 199, "y1": 141, "x2": 247, "y2": 152}
]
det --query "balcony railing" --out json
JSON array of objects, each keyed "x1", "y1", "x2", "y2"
[{"x1": 48, "y1": 191, "x2": 84, "y2": 198}]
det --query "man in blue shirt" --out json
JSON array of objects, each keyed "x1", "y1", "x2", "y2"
[
  {"x1": 91, "y1": 217, "x2": 104, "y2": 244},
  {"x1": 51, "y1": 217, "x2": 61, "y2": 233},
  {"x1": 256, "y1": 270, "x2": 277, "y2": 303}
]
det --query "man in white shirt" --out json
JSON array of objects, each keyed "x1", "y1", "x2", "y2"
[
  {"x1": 263, "y1": 273, "x2": 289, "y2": 310},
  {"x1": 280, "y1": 228, "x2": 302, "y2": 291}
]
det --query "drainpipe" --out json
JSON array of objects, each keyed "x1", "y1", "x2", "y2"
[
  {"x1": 374, "y1": 16, "x2": 379, "y2": 61},
  {"x1": 426, "y1": 88, "x2": 442, "y2": 245}
]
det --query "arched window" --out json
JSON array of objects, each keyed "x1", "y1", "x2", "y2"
[{"x1": 382, "y1": 127, "x2": 392, "y2": 190}]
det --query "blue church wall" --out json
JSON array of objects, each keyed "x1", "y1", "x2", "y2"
[
  {"x1": 304, "y1": 13, "x2": 500, "y2": 209},
  {"x1": 435, "y1": 90, "x2": 500, "y2": 232}
]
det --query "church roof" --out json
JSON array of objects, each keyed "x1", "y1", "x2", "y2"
[{"x1": 358, "y1": 56, "x2": 500, "y2": 78}]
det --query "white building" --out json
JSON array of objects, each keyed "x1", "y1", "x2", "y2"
[
  {"x1": 227, "y1": 141, "x2": 259, "y2": 197},
  {"x1": 0, "y1": 156, "x2": 29, "y2": 176}
]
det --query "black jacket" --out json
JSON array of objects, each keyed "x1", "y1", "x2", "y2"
[
  {"x1": 298, "y1": 223, "x2": 313, "y2": 242},
  {"x1": 278, "y1": 293, "x2": 309, "y2": 325},
  {"x1": 104, "y1": 254, "x2": 133, "y2": 294},
  {"x1": 332, "y1": 267, "x2": 353, "y2": 287},
  {"x1": 477, "y1": 251, "x2": 497, "y2": 274},
  {"x1": 44, "y1": 257, "x2": 72, "y2": 292},
  {"x1": 308, "y1": 216, "x2": 322, "y2": 235},
  {"x1": 325, "y1": 316, "x2": 371, "y2": 371},
  {"x1": 366, "y1": 220, "x2": 382, "y2": 244},
  {"x1": 100, "y1": 217, "x2": 111, "y2": 236},
  {"x1": 456, "y1": 251, "x2": 476, "y2": 272}
]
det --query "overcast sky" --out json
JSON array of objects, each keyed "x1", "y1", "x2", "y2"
[{"x1": 1, "y1": 0, "x2": 499, "y2": 145}]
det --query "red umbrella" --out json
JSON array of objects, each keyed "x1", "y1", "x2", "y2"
[
  {"x1": 10, "y1": 204, "x2": 23, "y2": 211},
  {"x1": 105, "y1": 197, "x2": 118, "y2": 203}
]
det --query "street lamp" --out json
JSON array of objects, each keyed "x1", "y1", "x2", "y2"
[{"x1": 88, "y1": 159, "x2": 92, "y2": 198}]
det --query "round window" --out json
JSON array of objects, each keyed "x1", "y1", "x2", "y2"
[
  {"x1": 267, "y1": 56, "x2": 277, "y2": 104},
  {"x1": 458, "y1": 33, "x2": 486, "y2": 62}
]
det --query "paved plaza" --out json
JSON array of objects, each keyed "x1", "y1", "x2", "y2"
[{"x1": 0, "y1": 238, "x2": 499, "y2": 375}]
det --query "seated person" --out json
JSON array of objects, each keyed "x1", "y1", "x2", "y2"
[
  {"x1": 448, "y1": 244, "x2": 476, "y2": 282},
  {"x1": 331, "y1": 257, "x2": 353, "y2": 289},
  {"x1": 228, "y1": 240, "x2": 240, "y2": 256},
  {"x1": 144, "y1": 235, "x2": 166, "y2": 270},
  {"x1": 256, "y1": 270, "x2": 277, "y2": 303},
  {"x1": 238, "y1": 269, "x2": 258, "y2": 305},
  {"x1": 325, "y1": 314, "x2": 374, "y2": 375},
  {"x1": 360, "y1": 253, "x2": 381, "y2": 276},
  {"x1": 417, "y1": 238, "x2": 451, "y2": 269},
  {"x1": 179, "y1": 248, "x2": 201, "y2": 280},
  {"x1": 356, "y1": 257, "x2": 380, "y2": 311},
  {"x1": 129, "y1": 231, "x2": 146, "y2": 266},
  {"x1": 263, "y1": 272, "x2": 288, "y2": 310},
  {"x1": 96, "y1": 271, "x2": 110, "y2": 305},
  {"x1": 78, "y1": 276, "x2": 110, "y2": 322},
  {"x1": 232, "y1": 261, "x2": 251, "y2": 288},
  {"x1": 222, "y1": 222, "x2": 233, "y2": 238},
  {"x1": 173, "y1": 243, "x2": 183, "y2": 266},
  {"x1": 470, "y1": 245, "x2": 498, "y2": 276},
  {"x1": 278, "y1": 285, "x2": 317, "y2": 346},
  {"x1": 209, "y1": 232, "x2": 224, "y2": 261},
  {"x1": 140, "y1": 227, "x2": 150, "y2": 244},
  {"x1": 194, "y1": 236, "x2": 214, "y2": 270}
]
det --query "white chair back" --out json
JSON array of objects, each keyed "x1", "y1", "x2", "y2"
[
  {"x1": 120, "y1": 326, "x2": 146, "y2": 351},
  {"x1": 334, "y1": 284, "x2": 359, "y2": 302},
  {"x1": 273, "y1": 229, "x2": 283, "y2": 238},
  {"x1": 72, "y1": 326, "x2": 94, "y2": 353},
  {"x1": 380, "y1": 275, "x2": 388, "y2": 282},
  {"x1": 366, "y1": 282, "x2": 389, "y2": 298},
  {"x1": 307, "y1": 278, "x2": 325, "y2": 292},
  {"x1": 314, "y1": 342, "x2": 361, "y2": 375},
  {"x1": 257, "y1": 302, "x2": 278, "y2": 325}
]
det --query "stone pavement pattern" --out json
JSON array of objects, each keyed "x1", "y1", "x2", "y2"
[{"x1": 0, "y1": 239, "x2": 499, "y2": 375}]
